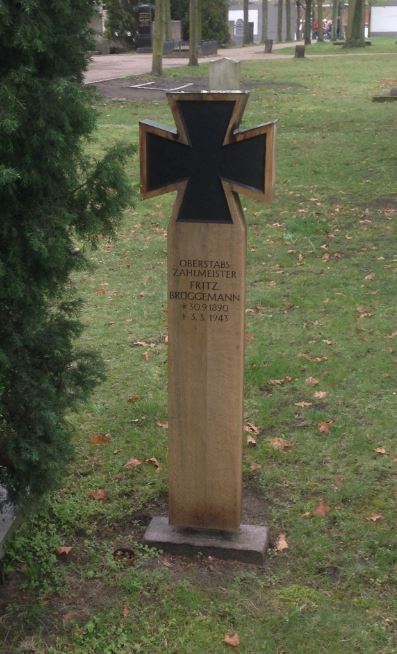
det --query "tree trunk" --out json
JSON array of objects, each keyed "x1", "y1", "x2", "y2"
[
  {"x1": 189, "y1": 0, "x2": 199, "y2": 66},
  {"x1": 277, "y1": 0, "x2": 283, "y2": 41},
  {"x1": 304, "y1": 0, "x2": 312, "y2": 44},
  {"x1": 331, "y1": 0, "x2": 338, "y2": 40},
  {"x1": 317, "y1": 0, "x2": 324, "y2": 41},
  {"x1": 164, "y1": 0, "x2": 172, "y2": 41},
  {"x1": 261, "y1": 0, "x2": 269, "y2": 42},
  {"x1": 344, "y1": 0, "x2": 365, "y2": 47},
  {"x1": 243, "y1": 0, "x2": 250, "y2": 44},
  {"x1": 286, "y1": 0, "x2": 292, "y2": 40},
  {"x1": 197, "y1": 0, "x2": 202, "y2": 43},
  {"x1": 152, "y1": 0, "x2": 164, "y2": 75},
  {"x1": 296, "y1": 0, "x2": 301, "y2": 40}
]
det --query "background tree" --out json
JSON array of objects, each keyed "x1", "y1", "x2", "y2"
[
  {"x1": 164, "y1": 0, "x2": 172, "y2": 40},
  {"x1": 277, "y1": 0, "x2": 284, "y2": 41},
  {"x1": 0, "y1": 0, "x2": 135, "y2": 505},
  {"x1": 261, "y1": 0, "x2": 269, "y2": 42},
  {"x1": 171, "y1": 0, "x2": 228, "y2": 43},
  {"x1": 304, "y1": 0, "x2": 312, "y2": 43},
  {"x1": 243, "y1": 0, "x2": 251, "y2": 44},
  {"x1": 317, "y1": 0, "x2": 324, "y2": 41},
  {"x1": 286, "y1": 0, "x2": 292, "y2": 40},
  {"x1": 152, "y1": 0, "x2": 165, "y2": 74},
  {"x1": 344, "y1": 0, "x2": 365, "y2": 47},
  {"x1": 189, "y1": 0, "x2": 199, "y2": 65},
  {"x1": 105, "y1": 0, "x2": 140, "y2": 49}
]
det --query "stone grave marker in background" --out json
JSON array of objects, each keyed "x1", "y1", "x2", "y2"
[
  {"x1": 209, "y1": 58, "x2": 241, "y2": 91},
  {"x1": 139, "y1": 92, "x2": 276, "y2": 562}
]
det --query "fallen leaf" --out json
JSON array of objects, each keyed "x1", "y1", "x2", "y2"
[
  {"x1": 245, "y1": 332, "x2": 255, "y2": 343},
  {"x1": 250, "y1": 462, "x2": 262, "y2": 472},
  {"x1": 146, "y1": 457, "x2": 162, "y2": 472},
  {"x1": 246, "y1": 434, "x2": 257, "y2": 447},
  {"x1": 366, "y1": 513, "x2": 383, "y2": 522},
  {"x1": 374, "y1": 447, "x2": 388, "y2": 455},
  {"x1": 295, "y1": 401, "x2": 312, "y2": 408},
  {"x1": 314, "y1": 391, "x2": 328, "y2": 400},
  {"x1": 244, "y1": 422, "x2": 260, "y2": 434},
  {"x1": 224, "y1": 633, "x2": 240, "y2": 648},
  {"x1": 156, "y1": 420, "x2": 168, "y2": 429},
  {"x1": 138, "y1": 291, "x2": 145, "y2": 297},
  {"x1": 318, "y1": 420, "x2": 333, "y2": 433},
  {"x1": 276, "y1": 532, "x2": 289, "y2": 551},
  {"x1": 96, "y1": 285, "x2": 107, "y2": 296},
  {"x1": 313, "y1": 500, "x2": 331, "y2": 517},
  {"x1": 322, "y1": 252, "x2": 330, "y2": 262},
  {"x1": 269, "y1": 437, "x2": 293, "y2": 451},
  {"x1": 124, "y1": 458, "x2": 143, "y2": 469},
  {"x1": 301, "y1": 353, "x2": 328, "y2": 362},
  {"x1": 387, "y1": 331, "x2": 397, "y2": 339},
  {"x1": 122, "y1": 607, "x2": 129, "y2": 618},
  {"x1": 305, "y1": 376, "x2": 319, "y2": 386},
  {"x1": 88, "y1": 489, "x2": 108, "y2": 501},
  {"x1": 334, "y1": 475, "x2": 343, "y2": 488},
  {"x1": 55, "y1": 546, "x2": 73, "y2": 556},
  {"x1": 89, "y1": 433, "x2": 111, "y2": 445},
  {"x1": 302, "y1": 511, "x2": 311, "y2": 518},
  {"x1": 163, "y1": 334, "x2": 169, "y2": 344},
  {"x1": 322, "y1": 339, "x2": 335, "y2": 346},
  {"x1": 268, "y1": 375, "x2": 294, "y2": 386},
  {"x1": 357, "y1": 307, "x2": 374, "y2": 319},
  {"x1": 127, "y1": 394, "x2": 140, "y2": 403},
  {"x1": 364, "y1": 273, "x2": 376, "y2": 281},
  {"x1": 141, "y1": 351, "x2": 149, "y2": 362},
  {"x1": 133, "y1": 340, "x2": 151, "y2": 347}
]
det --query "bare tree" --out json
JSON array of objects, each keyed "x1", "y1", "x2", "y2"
[
  {"x1": 152, "y1": 0, "x2": 164, "y2": 75},
  {"x1": 189, "y1": 0, "x2": 199, "y2": 65},
  {"x1": 344, "y1": 0, "x2": 365, "y2": 46},
  {"x1": 317, "y1": 0, "x2": 324, "y2": 41},
  {"x1": 277, "y1": 0, "x2": 284, "y2": 41},
  {"x1": 243, "y1": 0, "x2": 251, "y2": 44},
  {"x1": 261, "y1": 0, "x2": 269, "y2": 42},
  {"x1": 304, "y1": 0, "x2": 312, "y2": 44},
  {"x1": 286, "y1": 0, "x2": 292, "y2": 40}
]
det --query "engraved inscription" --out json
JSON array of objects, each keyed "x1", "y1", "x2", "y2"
[{"x1": 169, "y1": 258, "x2": 240, "y2": 323}]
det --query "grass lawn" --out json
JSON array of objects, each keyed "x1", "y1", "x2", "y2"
[{"x1": 1, "y1": 45, "x2": 397, "y2": 654}]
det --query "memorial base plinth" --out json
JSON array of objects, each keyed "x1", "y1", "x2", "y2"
[{"x1": 143, "y1": 517, "x2": 269, "y2": 564}]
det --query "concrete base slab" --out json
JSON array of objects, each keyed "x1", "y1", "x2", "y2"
[
  {"x1": 143, "y1": 517, "x2": 269, "y2": 564},
  {"x1": 373, "y1": 90, "x2": 397, "y2": 102}
]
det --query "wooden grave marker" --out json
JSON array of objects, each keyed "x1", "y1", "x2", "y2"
[{"x1": 140, "y1": 92, "x2": 276, "y2": 562}]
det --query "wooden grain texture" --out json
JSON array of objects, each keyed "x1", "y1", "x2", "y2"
[{"x1": 168, "y1": 187, "x2": 246, "y2": 530}]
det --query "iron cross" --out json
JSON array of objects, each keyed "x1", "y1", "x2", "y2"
[{"x1": 140, "y1": 92, "x2": 276, "y2": 223}]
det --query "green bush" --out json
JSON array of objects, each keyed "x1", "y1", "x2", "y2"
[{"x1": 0, "y1": 0, "x2": 136, "y2": 504}]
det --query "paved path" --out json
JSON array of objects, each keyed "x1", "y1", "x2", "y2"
[{"x1": 85, "y1": 42, "x2": 299, "y2": 84}]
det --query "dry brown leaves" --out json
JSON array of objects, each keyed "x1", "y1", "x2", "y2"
[
  {"x1": 269, "y1": 437, "x2": 293, "y2": 451},
  {"x1": 313, "y1": 500, "x2": 331, "y2": 517},
  {"x1": 275, "y1": 532, "x2": 289, "y2": 552},
  {"x1": 88, "y1": 489, "x2": 108, "y2": 502},
  {"x1": 318, "y1": 420, "x2": 334, "y2": 433},
  {"x1": 89, "y1": 433, "x2": 111, "y2": 445},
  {"x1": 224, "y1": 633, "x2": 240, "y2": 648}
]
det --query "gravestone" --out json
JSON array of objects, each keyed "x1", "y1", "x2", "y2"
[
  {"x1": 139, "y1": 92, "x2": 276, "y2": 561},
  {"x1": 209, "y1": 58, "x2": 240, "y2": 91},
  {"x1": 295, "y1": 45, "x2": 305, "y2": 58},
  {"x1": 136, "y1": 3, "x2": 153, "y2": 51}
]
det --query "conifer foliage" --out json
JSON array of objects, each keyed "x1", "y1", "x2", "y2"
[{"x1": 0, "y1": 1, "x2": 135, "y2": 503}]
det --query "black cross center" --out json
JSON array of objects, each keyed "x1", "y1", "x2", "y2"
[{"x1": 144, "y1": 99, "x2": 267, "y2": 223}]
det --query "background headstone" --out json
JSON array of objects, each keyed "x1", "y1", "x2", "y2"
[{"x1": 209, "y1": 58, "x2": 240, "y2": 91}]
